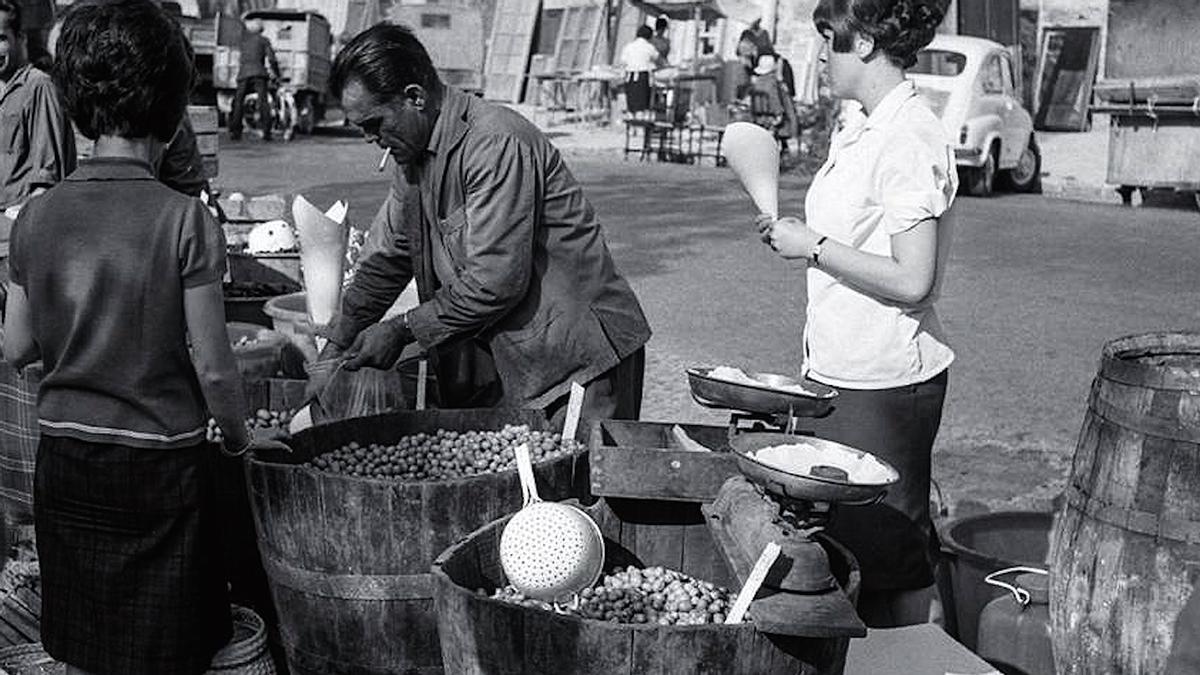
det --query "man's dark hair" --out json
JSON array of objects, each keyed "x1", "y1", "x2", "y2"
[
  {"x1": 0, "y1": 0, "x2": 22, "y2": 37},
  {"x1": 330, "y1": 23, "x2": 441, "y2": 101},
  {"x1": 54, "y1": 0, "x2": 194, "y2": 141},
  {"x1": 636, "y1": 25, "x2": 653, "y2": 40}
]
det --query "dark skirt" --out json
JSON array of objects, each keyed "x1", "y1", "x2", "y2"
[
  {"x1": 35, "y1": 435, "x2": 231, "y2": 675},
  {"x1": 799, "y1": 370, "x2": 949, "y2": 592},
  {"x1": 625, "y1": 71, "x2": 651, "y2": 113}
]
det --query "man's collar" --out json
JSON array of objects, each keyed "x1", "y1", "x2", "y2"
[
  {"x1": 423, "y1": 87, "x2": 470, "y2": 158},
  {"x1": 0, "y1": 64, "x2": 35, "y2": 102}
]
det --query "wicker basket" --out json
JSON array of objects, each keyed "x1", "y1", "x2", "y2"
[
  {"x1": 0, "y1": 606, "x2": 276, "y2": 675},
  {"x1": 209, "y1": 605, "x2": 276, "y2": 675},
  {"x1": 0, "y1": 643, "x2": 62, "y2": 675}
]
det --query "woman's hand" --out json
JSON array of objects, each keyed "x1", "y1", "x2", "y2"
[{"x1": 759, "y1": 216, "x2": 820, "y2": 260}]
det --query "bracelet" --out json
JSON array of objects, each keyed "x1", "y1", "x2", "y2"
[{"x1": 812, "y1": 236, "x2": 829, "y2": 266}]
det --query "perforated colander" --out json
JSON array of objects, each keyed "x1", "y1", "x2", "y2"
[{"x1": 499, "y1": 443, "x2": 604, "y2": 602}]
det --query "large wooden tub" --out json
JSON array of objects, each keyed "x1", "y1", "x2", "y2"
[
  {"x1": 246, "y1": 409, "x2": 589, "y2": 674},
  {"x1": 433, "y1": 498, "x2": 860, "y2": 674}
]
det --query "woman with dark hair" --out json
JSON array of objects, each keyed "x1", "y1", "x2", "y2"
[
  {"x1": 757, "y1": 0, "x2": 956, "y2": 627},
  {"x1": 3, "y1": 0, "x2": 277, "y2": 672},
  {"x1": 620, "y1": 24, "x2": 659, "y2": 114}
]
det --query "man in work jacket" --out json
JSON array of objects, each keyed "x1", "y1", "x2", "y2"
[{"x1": 318, "y1": 23, "x2": 651, "y2": 428}]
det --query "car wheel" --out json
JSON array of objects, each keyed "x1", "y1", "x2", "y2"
[
  {"x1": 1004, "y1": 136, "x2": 1042, "y2": 193},
  {"x1": 966, "y1": 144, "x2": 997, "y2": 197}
]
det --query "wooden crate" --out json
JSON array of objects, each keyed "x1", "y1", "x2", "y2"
[
  {"x1": 187, "y1": 105, "x2": 220, "y2": 133},
  {"x1": 589, "y1": 419, "x2": 739, "y2": 502}
]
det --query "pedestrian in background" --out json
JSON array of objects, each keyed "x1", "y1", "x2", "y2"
[
  {"x1": 650, "y1": 16, "x2": 670, "y2": 65},
  {"x1": 757, "y1": 0, "x2": 956, "y2": 628},
  {"x1": 620, "y1": 25, "x2": 659, "y2": 115},
  {"x1": 0, "y1": 0, "x2": 74, "y2": 312},
  {"x1": 228, "y1": 18, "x2": 279, "y2": 141},
  {"x1": 4, "y1": 1, "x2": 281, "y2": 671}
]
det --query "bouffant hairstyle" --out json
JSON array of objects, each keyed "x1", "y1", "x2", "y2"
[
  {"x1": 53, "y1": 0, "x2": 194, "y2": 142},
  {"x1": 813, "y1": 0, "x2": 945, "y2": 69},
  {"x1": 330, "y1": 23, "x2": 441, "y2": 102}
]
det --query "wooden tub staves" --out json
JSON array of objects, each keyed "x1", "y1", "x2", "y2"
[
  {"x1": 1051, "y1": 332, "x2": 1200, "y2": 673},
  {"x1": 246, "y1": 409, "x2": 589, "y2": 675},
  {"x1": 433, "y1": 498, "x2": 860, "y2": 675}
]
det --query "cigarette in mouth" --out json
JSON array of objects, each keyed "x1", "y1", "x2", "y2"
[{"x1": 377, "y1": 148, "x2": 390, "y2": 172}]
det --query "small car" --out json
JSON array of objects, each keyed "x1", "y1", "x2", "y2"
[{"x1": 909, "y1": 34, "x2": 1040, "y2": 197}]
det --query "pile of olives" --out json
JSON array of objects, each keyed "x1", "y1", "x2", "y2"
[
  {"x1": 304, "y1": 424, "x2": 584, "y2": 481},
  {"x1": 207, "y1": 408, "x2": 295, "y2": 443},
  {"x1": 488, "y1": 566, "x2": 734, "y2": 625}
]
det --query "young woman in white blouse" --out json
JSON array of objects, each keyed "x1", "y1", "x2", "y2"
[{"x1": 757, "y1": 0, "x2": 956, "y2": 627}]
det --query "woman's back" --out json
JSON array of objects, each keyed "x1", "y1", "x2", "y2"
[{"x1": 9, "y1": 156, "x2": 225, "y2": 448}]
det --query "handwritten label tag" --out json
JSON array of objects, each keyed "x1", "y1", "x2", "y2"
[{"x1": 561, "y1": 381, "x2": 585, "y2": 443}]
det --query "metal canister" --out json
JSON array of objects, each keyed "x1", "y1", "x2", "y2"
[{"x1": 977, "y1": 567, "x2": 1055, "y2": 675}]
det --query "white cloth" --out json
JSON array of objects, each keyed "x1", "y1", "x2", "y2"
[
  {"x1": 802, "y1": 80, "x2": 958, "y2": 390},
  {"x1": 620, "y1": 38, "x2": 660, "y2": 73}
]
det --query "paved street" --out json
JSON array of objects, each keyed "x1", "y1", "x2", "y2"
[{"x1": 218, "y1": 132, "x2": 1200, "y2": 513}]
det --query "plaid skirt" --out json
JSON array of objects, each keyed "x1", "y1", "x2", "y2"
[{"x1": 34, "y1": 435, "x2": 231, "y2": 675}]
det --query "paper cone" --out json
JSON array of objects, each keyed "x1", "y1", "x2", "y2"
[
  {"x1": 722, "y1": 122, "x2": 780, "y2": 218},
  {"x1": 325, "y1": 200, "x2": 348, "y2": 225},
  {"x1": 293, "y1": 194, "x2": 349, "y2": 330}
]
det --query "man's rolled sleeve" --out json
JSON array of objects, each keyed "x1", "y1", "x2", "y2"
[
  {"x1": 405, "y1": 134, "x2": 537, "y2": 348},
  {"x1": 328, "y1": 187, "x2": 415, "y2": 348}
]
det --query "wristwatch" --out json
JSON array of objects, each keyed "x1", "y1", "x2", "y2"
[{"x1": 811, "y1": 236, "x2": 829, "y2": 266}]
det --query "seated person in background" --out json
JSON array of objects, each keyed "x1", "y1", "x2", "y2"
[{"x1": 0, "y1": 0, "x2": 75, "y2": 311}]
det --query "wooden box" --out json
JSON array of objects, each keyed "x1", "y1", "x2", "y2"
[{"x1": 589, "y1": 419, "x2": 739, "y2": 502}]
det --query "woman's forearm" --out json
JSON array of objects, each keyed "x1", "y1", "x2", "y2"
[{"x1": 811, "y1": 236, "x2": 936, "y2": 304}]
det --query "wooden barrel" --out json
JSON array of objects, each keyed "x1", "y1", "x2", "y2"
[
  {"x1": 1050, "y1": 332, "x2": 1200, "y2": 673},
  {"x1": 246, "y1": 409, "x2": 590, "y2": 675},
  {"x1": 433, "y1": 497, "x2": 860, "y2": 674}
]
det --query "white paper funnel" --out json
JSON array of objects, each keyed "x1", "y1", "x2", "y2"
[
  {"x1": 293, "y1": 194, "x2": 349, "y2": 330},
  {"x1": 723, "y1": 122, "x2": 780, "y2": 218}
]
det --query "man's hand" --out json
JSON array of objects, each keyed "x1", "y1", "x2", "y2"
[{"x1": 342, "y1": 316, "x2": 414, "y2": 371}]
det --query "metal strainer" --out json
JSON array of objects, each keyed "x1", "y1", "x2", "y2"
[{"x1": 499, "y1": 443, "x2": 604, "y2": 602}]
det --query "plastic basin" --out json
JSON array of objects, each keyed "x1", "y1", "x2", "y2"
[
  {"x1": 264, "y1": 292, "x2": 318, "y2": 362},
  {"x1": 938, "y1": 510, "x2": 1053, "y2": 650}
]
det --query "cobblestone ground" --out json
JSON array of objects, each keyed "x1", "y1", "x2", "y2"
[{"x1": 218, "y1": 131, "x2": 1200, "y2": 518}]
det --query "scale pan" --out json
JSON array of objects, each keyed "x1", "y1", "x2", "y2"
[{"x1": 729, "y1": 433, "x2": 899, "y2": 505}]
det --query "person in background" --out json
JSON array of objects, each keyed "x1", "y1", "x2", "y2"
[
  {"x1": 16, "y1": 0, "x2": 51, "y2": 68},
  {"x1": 228, "y1": 17, "x2": 279, "y2": 141},
  {"x1": 650, "y1": 16, "x2": 670, "y2": 65},
  {"x1": 757, "y1": 0, "x2": 955, "y2": 627},
  {"x1": 749, "y1": 54, "x2": 798, "y2": 153},
  {"x1": 619, "y1": 25, "x2": 660, "y2": 115},
  {"x1": 3, "y1": 1, "x2": 280, "y2": 671},
  {"x1": 0, "y1": 0, "x2": 74, "y2": 311},
  {"x1": 318, "y1": 24, "x2": 651, "y2": 429}
]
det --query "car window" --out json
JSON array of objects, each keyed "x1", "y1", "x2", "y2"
[
  {"x1": 999, "y1": 55, "x2": 1015, "y2": 93},
  {"x1": 981, "y1": 56, "x2": 1005, "y2": 94},
  {"x1": 911, "y1": 49, "x2": 967, "y2": 76}
]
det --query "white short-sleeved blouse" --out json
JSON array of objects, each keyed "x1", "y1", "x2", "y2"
[{"x1": 802, "y1": 80, "x2": 957, "y2": 390}]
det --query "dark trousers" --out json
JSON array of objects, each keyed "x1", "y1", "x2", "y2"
[
  {"x1": 799, "y1": 370, "x2": 949, "y2": 594},
  {"x1": 546, "y1": 348, "x2": 646, "y2": 436},
  {"x1": 229, "y1": 76, "x2": 272, "y2": 139}
]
